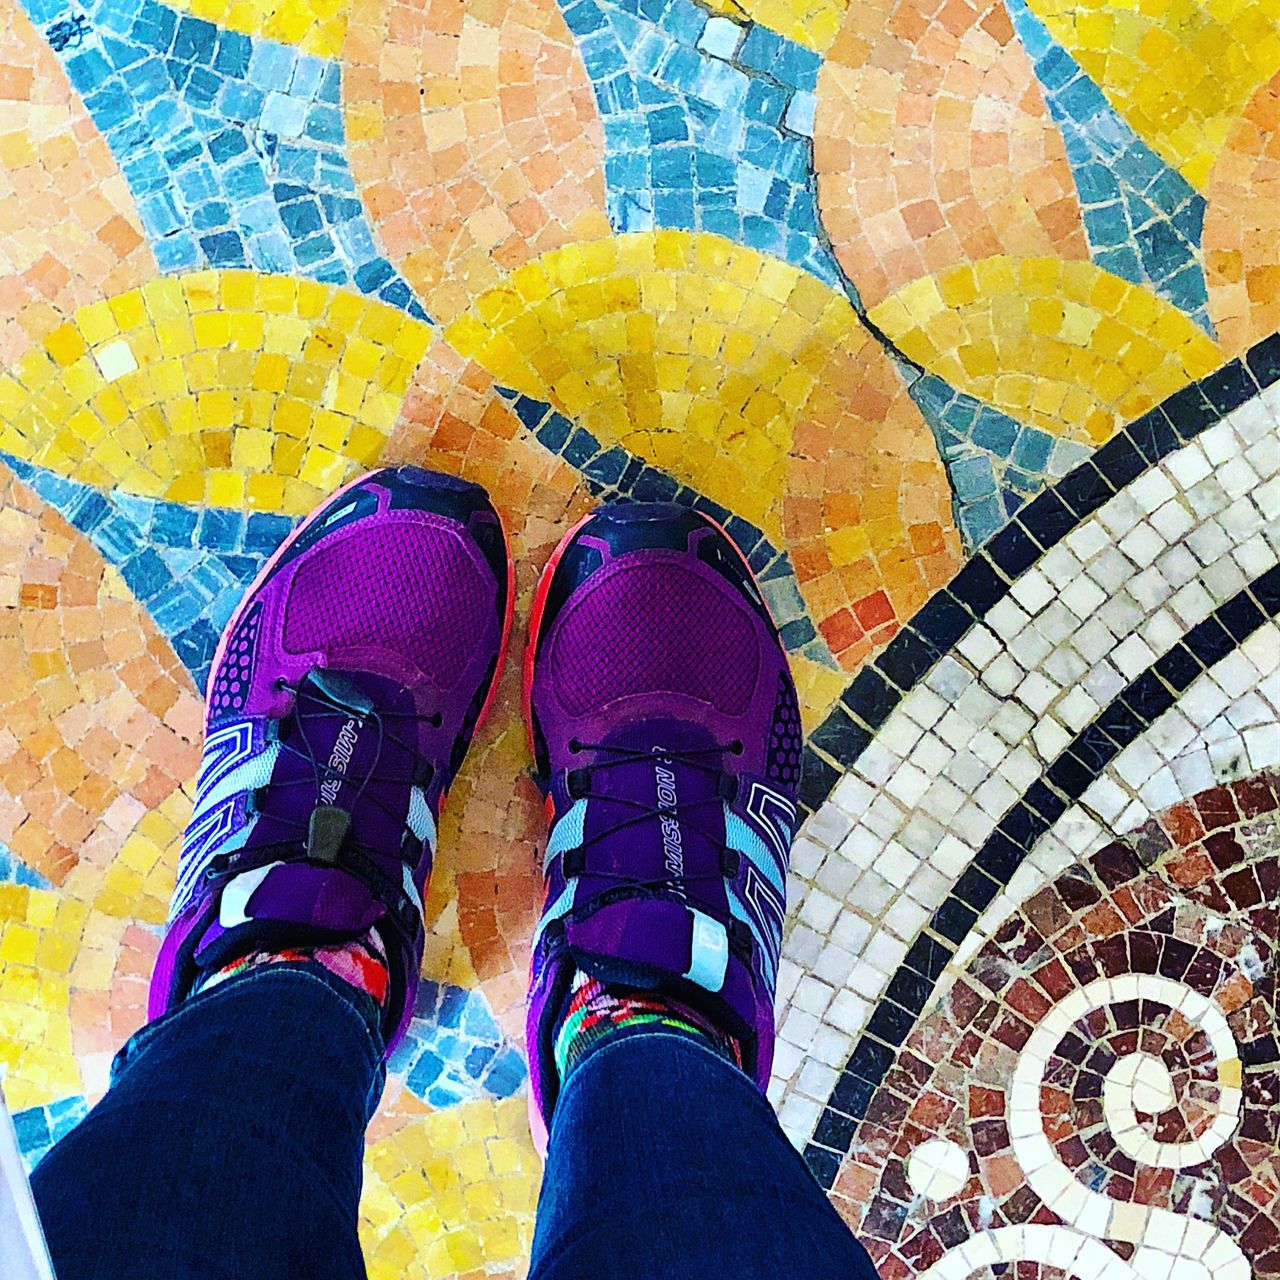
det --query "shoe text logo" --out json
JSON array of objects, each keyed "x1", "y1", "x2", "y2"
[
  {"x1": 320, "y1": 718, "x2": 361, "y2": 805},
  {"x1": 652, "y1": 748, "x2": 686, "y2": 899}
]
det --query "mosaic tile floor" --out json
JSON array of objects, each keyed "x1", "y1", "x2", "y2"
[{"x1": 0, "y1": 0, "x2": 1277, "y2": 1274}]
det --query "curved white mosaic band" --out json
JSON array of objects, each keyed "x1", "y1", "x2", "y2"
[{"x1": 772, "y1": 383, "x2": 1280, "y2": 1145}]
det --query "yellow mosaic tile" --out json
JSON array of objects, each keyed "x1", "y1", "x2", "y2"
[
  {"x1": 696, "y1": 0, "x2": 845, "y2": 53},
  {"x1": 445, "y1": 232, "x2": 862, "y2": 534},
  {"x1": 165, "y1": 0, "x2": 350, "y2": 57},
  {"x1": 0, "y1": 883, "x2": 85, "y2": 1110},
  {"x1": 445, "y1": 232, "x2": 960, "y2": 671},
  {"x1": 1024, "y1": 0, "x2": 1280, "y2": 188},
  {"x1": 791, "y1": 654, "x2": 848, "y2": 735},
  {"x1": 360, "y1": 1096, "x2": 539, "y2": 1280},
  {"x1": 868, "y1": 257, "x2": 1226, "y2": 447},
  {"x1": 0, "y1": 272, "x2": 435, "y2": 514}
]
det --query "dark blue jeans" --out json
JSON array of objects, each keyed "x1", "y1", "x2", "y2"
[{"x1": 31, "y1": 965, "x2": 877, "y2": 1279}]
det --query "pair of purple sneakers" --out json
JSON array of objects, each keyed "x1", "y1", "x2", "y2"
[{"x1": 152, "y1": 467, "x2": 801, "y2": 1147}]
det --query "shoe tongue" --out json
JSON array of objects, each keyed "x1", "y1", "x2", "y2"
[
  {"x1": 248, "y1": 668, "x2": 417, "y2": 861},
  {"x1": 577, "y1": 719, "x2": 727, "y2": 905}
]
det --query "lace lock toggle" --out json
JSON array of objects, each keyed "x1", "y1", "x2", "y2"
[{"x1": 307, "y1": 805, "x2": 351, "y2": 866}]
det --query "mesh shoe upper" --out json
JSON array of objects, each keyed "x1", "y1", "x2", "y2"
[
  {"x1": 524, "y1": 503, "x2": 801, "y2": 1144},
  {"x1": 152, "y1": 467, "x2": 511, "y2": 1053}
]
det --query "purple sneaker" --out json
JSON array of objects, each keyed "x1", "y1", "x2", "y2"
[
  {"x1": 523, "y1": 503, "x2": 801, "y2": 1148},
  {"x1": 151, "y1": 466, "x2": 513, "y2": 1053}
]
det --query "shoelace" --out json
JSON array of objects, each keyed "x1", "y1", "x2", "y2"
[
  {"x1": 202, "y1": 675, "x2": 438, "y2": 905},
  {"x1": 557, "y1": 740, "x2": 745, "y2": 897}
]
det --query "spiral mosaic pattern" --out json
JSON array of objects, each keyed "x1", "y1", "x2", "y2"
[{"x1": 821, "y1": 775, "x2": 1279, "y2": 1279}]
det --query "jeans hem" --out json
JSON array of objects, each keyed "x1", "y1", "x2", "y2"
[{"x1": 114, "y1": 962, "x2": 386, "y2": 1098}]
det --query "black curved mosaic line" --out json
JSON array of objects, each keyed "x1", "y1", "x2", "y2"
[
  {"x1": 802, "y1": 561, "x2": 1280, "y2": 1186},
  {"x1": 798, "y1": 333, "x2": 1280, "y2": 819}
]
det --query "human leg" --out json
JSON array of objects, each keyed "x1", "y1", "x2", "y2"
[
  {"x1": 31, "y1": 467, "x2": 511, "y2": 1279},
  {"x1": 32, "y1": 966, "x2": 383, "y2": 1280},
  {"x1": 522, "y1": 503, "x2": 877, "y2": 1277}
]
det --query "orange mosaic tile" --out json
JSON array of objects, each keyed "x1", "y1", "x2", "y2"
[
  {"x1": 0, "y1": 463, "x2": 200, "y2": 894},
  {"x1": 0, "y1": 0, "x2": 157, "y2": 367},
  {"x1": 1205, "y1": 70, "x2": 1280, "y2": 358},
  {"x1": 813, "y1": 0, "x2": 1088, "y2": 310},
  {"x1": 782, "y1": 324, "x2": 962, "y2": 671},
  {"x1": 343, "y1": 0, "x2": 611, "y2": 323}
]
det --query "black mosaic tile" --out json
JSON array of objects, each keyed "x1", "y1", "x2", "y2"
[
  {"x1": 865, "y1": 1000, "x2": 916, "y2": 1047},
  {"x1": 1153, "y1": 641, "x2": 1204, "y2": 690},
  {"x1": 884, "y1": 966, "x2": 933, "y2": 1016},
  {"x1": 909, "y1": 591, "x2": 973, "y2": 653},
  {"x1": 931, "y1": 896, "x2": 979, "y2": 944},
  {"x1": 953, "y1": 863, "x2": 1002, "y2": 913},
  {"x1": 803, "y1": 1144, "x2": 842, "y2": 1187},
  {"x1": 1092, "y1": 698, "x2": 1146, "y2": 749},
  {"x1": 812, "y1": 1108, "x2": 860, "y2": 1151},
  {"x1": 1217, "y1": 590, "x2": 1266, "y2": 642},
  {"x1": 947, "y1": 554, "x2": 1006, "y2": 613},
  {"x1": 1045, "y1": 750, "x2": 1095, "y2": 796},
  {"x1": 1020, "y1": 486, "x2": 1078, "y2": 551},
  {"x1": 981, "y1": 827, "x2": 1032, "y2": 881},
  {"x1": 840, "y1": 667, "x2": 899, "y2": 729},
  {"x1": 875, "y1": 627, "x2": 941, "y2": 692},
  {"x1": 993, "y1": 804, "x2": 1043, "y2": 851},
  {"x1": 1201, "y1": 358, "x2": 1257, "y2": 416},
  {"x1": 1252, "y1": 562, "x2": 1280, "y2": 614},
  {"x1": 1182, "y1": 613, "x2": 1238, "y2": 670},
  {"x1": 1023, "y1": 779, "x2": 1067, "y2": 824},
  {"x1": 984, "y1": 520, "x2": 1041, "y2": 579},
  {"x1": 1159, "y1": 380, "x2": 1219, "y2": 444},
  {"x1": 828, "y1": 1070, "x2": 877, "y2": 1119},
  {"x1": 797, "y1": 747, "x2": 841, "y2": 813},
  {"x1": 809, "y1": 705, "x2": 873, "y2": 763},
  {"x1": 1119, "y1": 671, "x2": 1177, "y2": 723},
  {"x1": 1068, "y1": 731, "x2": 1117, "y2": 775},
  {"x1": 1125, "y1": 409, "x2": 1181, "y2": 465},
  {"x1": 1245, "y1": 332, "x2": 1280, "y2": 389},
  {"x1": 1091, "y1": 432, "x2": 1146, "y2": 491},
  {"x1": 902, "y1": 932, "x2": 954, "y2": 983},
  {"x1": 1048, "y1": 460, "x2": 1114, "y2": 519},
  {"x1": 846, "y1": 1035, "x2": 895, "y2": 1083}
]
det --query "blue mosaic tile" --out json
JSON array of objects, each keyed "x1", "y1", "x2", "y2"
[
  {"x1": 3, "y1": 456, "x2": 294, "y2": 690},
  {"x1": 557, "y1": 0, "x2": 840, "y2": 286},
  {"x1": 386, "y1": 981, "x2": 526, "y2": 1108},
  {"x1": 12, "y1": 1095, "x2": 89, "y2": 1172},
  {"x1": 0, "y1": 841, "x2": 54, "y2": 890},
  {"x1": 908, "y1": 373, "x2": 1091, "y2": 549},
  {"x1": 496, "y1": 387, "x2": 836, "y2": 666},
  {"x1": 1006, "y1": 0, "x2": 1211, "y2": 333},
  {"x1": 19, "y1": 0, "x2": 427, "y2": 320}
]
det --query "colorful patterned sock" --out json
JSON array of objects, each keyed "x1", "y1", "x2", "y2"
[
  {"x1": 553, "y1": 971, "x2": 743, "y2": 1083},
  {"x1": 194, "y1": 927, "x2": 390, "y2": 1010}
]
